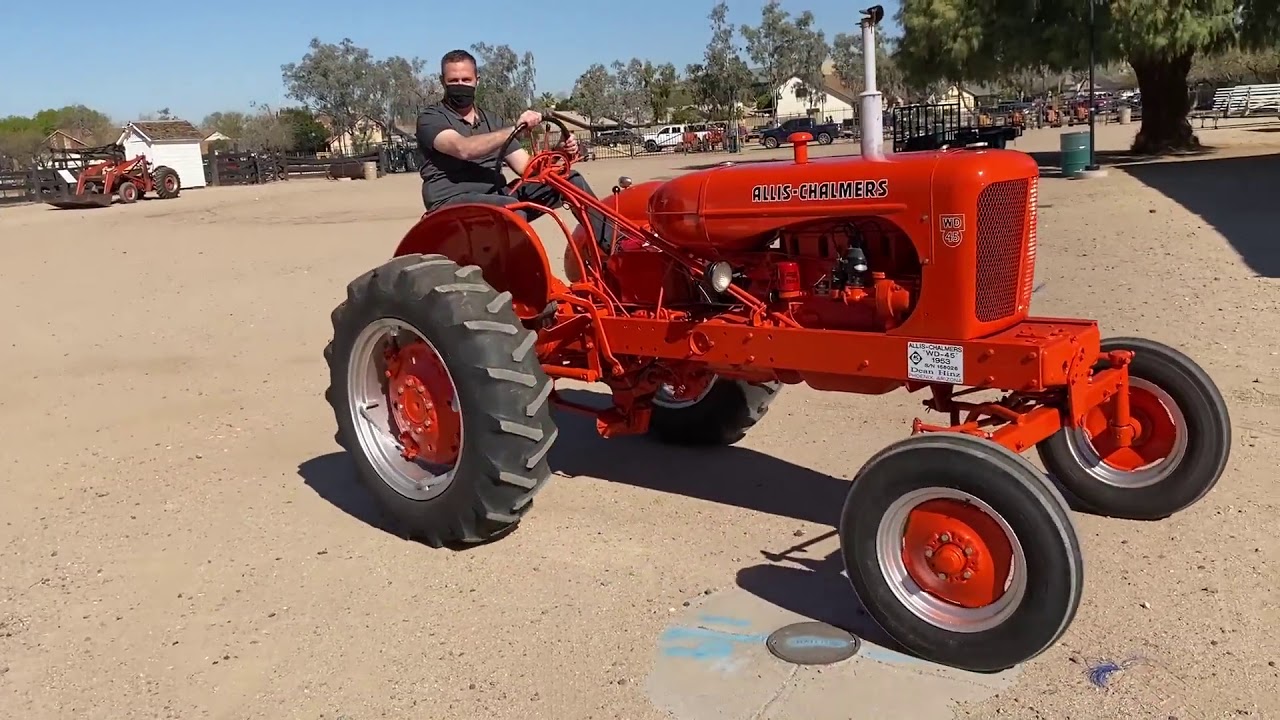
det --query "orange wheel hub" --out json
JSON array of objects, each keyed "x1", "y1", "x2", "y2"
[
  {"x1": 1083, "y1": 384, "x2": 1178, "y2": 472},
  {"x1": 901, "y1": 499, "x2": 1013, "y2": 609},
  {"x1": 384, "y1": 341, "x2": 461, "y2": 465}
]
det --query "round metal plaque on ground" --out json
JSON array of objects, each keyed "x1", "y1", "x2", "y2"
[{"x1": 766, "y1": 621, "x2": 861, "y2": 666}]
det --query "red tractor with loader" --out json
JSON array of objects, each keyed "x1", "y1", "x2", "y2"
[
  {"x1": 322, "y1": 6, "x2": 1231, "y2": 673},
  {"x1": 42, "y1": 145, "x2": 181, "y2": 209}
]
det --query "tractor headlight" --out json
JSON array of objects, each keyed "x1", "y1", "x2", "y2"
[{"x1": 707, "y1": 261, "x2": 734, "y2": 294}]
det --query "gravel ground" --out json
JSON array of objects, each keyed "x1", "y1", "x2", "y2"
[{"x1": 1, "y1": 118, "x2": 1277, "y2": 720}]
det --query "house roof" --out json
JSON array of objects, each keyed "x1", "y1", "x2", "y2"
[
  {"x1": 45, "y1": 129, "x2": 92, "y2": 149},
  {"x1": 129, "y1": 120, "x2": 205, "y2": 142},
  {"x1": 821, "y1": 77, "x2": 858, "y2": 106}
]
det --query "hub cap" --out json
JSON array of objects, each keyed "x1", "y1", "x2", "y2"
[
  {"x1": 876, "y1": 487, "x2": 1026, "y2": 633},
  {"x1": 1066, "y1": 378, "x2": 1187, "y2": 489},
  {"x1": 346, "y1": 319, "x2": 463, "y2": 501}
]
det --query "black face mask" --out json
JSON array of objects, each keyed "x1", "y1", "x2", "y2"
[{"x1": 444, "y1": 83, "x2": 476, "y2": 110}]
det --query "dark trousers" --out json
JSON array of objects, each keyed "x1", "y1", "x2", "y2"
[{"x1": 423, "y1": 170, "x2": 618, "y2": 250}]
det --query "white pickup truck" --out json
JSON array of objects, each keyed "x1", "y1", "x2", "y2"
[{"x1": 640, "y1": 123, "x2": 711, "y2": 153}]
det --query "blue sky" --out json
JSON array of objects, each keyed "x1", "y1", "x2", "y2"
[{"x1": 1, "y1": 0, "x2": 899, "y2": 123}]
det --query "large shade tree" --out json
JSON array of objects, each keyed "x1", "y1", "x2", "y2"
[{"x1": 895, "y1": 0, "x2": 1280, "y2": 154}]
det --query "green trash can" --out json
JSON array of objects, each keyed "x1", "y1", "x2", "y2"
[{"x1": 1060, "y1": 131, "x2": 1090, "y2": 176}]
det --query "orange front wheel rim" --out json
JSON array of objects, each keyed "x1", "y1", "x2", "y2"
[
  {"x1": 1071, "y1": 378, "x2": 1187, "y2": 489},
  {"x1": 877, "y1": 488, "x2": 1026, "y2": 633}
]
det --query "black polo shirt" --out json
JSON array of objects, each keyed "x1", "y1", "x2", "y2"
[{"x1": 416, "y1": 102, "x2": 512, "y2": 209}]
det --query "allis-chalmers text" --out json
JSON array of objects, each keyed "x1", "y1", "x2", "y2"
[{"x1": 750, "y1": 179, "x2": 890, "y2": 203}]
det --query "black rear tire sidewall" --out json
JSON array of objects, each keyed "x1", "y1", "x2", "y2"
[
  {"x1": 764, "y1": 137, "x2": 779, "y2": 149},
  {"x1": 817, "y1": 132, "x2": 832, "y2": 145},
  {"x1": 326, "y1": 255, "x2": 556, "y2": 545},
  {"x1": 841, "y1": 437, "x2": 1082, "y2": 673},
  {"x1": 1037, "y1": 337, "x2": 1230, "y2": 520}
]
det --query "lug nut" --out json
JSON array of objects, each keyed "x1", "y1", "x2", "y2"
[
  {"x1": 936, "y1": 572, "x2": 947, "y2": 580},
  {"x1": 962, "y1": 570, "x2": 973, "y2": 579},
  {"x1": 939, "y1": 533, "x2": 951, "y2": 543},
  {"x1": 923, "y1": 548, "x2": 933, "y2": 558},
  {"x1": 964, "y1": 546, "x2": 974, "y2": 556}
]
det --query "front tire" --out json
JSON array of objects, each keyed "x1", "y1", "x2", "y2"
[
  {"x1": 816, "y1": 132, "x2": 833, "y2": 145},
  {"x1": 841, "y1": 433, "x2": 1083, "y2": 673},
  {"x1": 117, "y1": 181, "x2": 138, "y2": 203},
  {"x1": 763, "y1": 136, "x2": 780, "y2": 149},
  {"x1": 1037, "y1": 337, "x2": 1230, "y2": 520},
  {"x1": 648, "y1": 377, "x2": 781, "y2": 446},
  {"x1": 324, "y1": 253, "x2": 558, "y2": 546}
]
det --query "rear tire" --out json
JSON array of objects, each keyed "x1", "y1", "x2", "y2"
[
  {"x1": 763, "y1": 136, "x2": 780, "y2": 149},
  {"x1": 324, "y1": 253, "x2": 558, "y2": 546},
  {"x1": 648, "y1": 378, "x2": 781, "y2": 446},
  {"x1": 816, "y1": 132, "x2": 833, "y2": 145},
  {"x1": 841, "y1": 433, "x2": 1083, "y2": 673},
  {"x1": 153, "y1": 166, "x2": 181, "y2": 199},
  {"x1": 1036, "y1": 337, "x2": 1230, "y2": 520}
]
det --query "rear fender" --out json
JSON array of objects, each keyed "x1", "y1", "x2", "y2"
[{"x1": 394, "y1": 203, "x2": 556, "y2": 322}]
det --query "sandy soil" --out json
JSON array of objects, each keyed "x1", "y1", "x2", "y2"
[{"x1": 1, "y1": 119, "x2": 1279, "y2": 720}]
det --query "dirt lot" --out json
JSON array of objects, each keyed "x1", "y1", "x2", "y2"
[{"x1": 2, "y1": 119, "x2": 1279, "y2": 720}]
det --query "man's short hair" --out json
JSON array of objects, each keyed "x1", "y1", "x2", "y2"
[{"x1": 440, "y1": 49, "x2": 478, "y2": 74}]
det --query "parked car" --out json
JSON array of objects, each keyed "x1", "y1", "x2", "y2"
[
  {"x1": 759, "y1": 116, "x2": 840, "y2": 148},
  {"x1": 640, "y1": 124, "x2": 710, "y2": 153},
  {"x1": 593, "y1": 129, "x2": 642, "y2": 147}
]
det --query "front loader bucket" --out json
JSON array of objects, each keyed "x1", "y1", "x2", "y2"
[{"x1": 42, "y1": 189, "x2": 112, "y2": 210}]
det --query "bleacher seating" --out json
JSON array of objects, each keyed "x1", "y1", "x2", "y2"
[{"x1": 1193, "y1": 83, "x2": 1280, "y2": 128}]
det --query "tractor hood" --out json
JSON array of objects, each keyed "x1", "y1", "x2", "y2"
[{"x1": 645, "y1": 148, "x2": 1038, "y2": 253}]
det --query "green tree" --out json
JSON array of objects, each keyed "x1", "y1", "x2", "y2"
[
  {"x1": 572, "y1": 63, "x2": 615, "y2": 127},
  {"x1": 279, "y1": 107, "x2": 329, "y2": 153},
  {"x1": 740, "y1": 1, "x2": 804, "y2": 120},
  {"x1": 832, "y1": 29, "x2": 907, "y2": 102},
  {"x1": 688, "y1": 2, "x2": 753, "y2": 119},
  {"x1": 610, "y1": 59, "x2": 650, "y2": 125},
  {"x1": 281, "y1": 38, "x2": 384, "y2": 151},
  {"x1": 645, "y1": 62, "x2": 679, "y2": 124},
  {"x1": 470, "y1": 42, "x2": 537, "y2": 121},
  {"x1": 790, "y1": 11, "x2": 830, "y2": 113},
  {"x1": 895, "y1": 0, "x2": 1278, "y2": 154}
]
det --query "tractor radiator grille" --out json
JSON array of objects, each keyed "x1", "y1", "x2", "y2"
[{"x1": 975, "y1": 179, "x2": 1030, "y2": 322}]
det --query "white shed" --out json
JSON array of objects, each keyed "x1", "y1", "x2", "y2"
[{"x1": 116, "y1": 120, "x2": 207, "y2": 189}]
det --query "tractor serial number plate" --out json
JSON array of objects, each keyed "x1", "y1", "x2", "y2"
[{"x1": 907, "y1": 342, "x2": 964, "y2": 384}]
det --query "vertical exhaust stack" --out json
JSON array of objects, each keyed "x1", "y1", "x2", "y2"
[{"x1": 860, "y1": 5, "x2": 886, "y2": 160}]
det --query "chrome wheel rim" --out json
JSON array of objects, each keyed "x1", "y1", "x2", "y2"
[{"x1": 346, "y1": 318, "x2": 461, "y2": 501}]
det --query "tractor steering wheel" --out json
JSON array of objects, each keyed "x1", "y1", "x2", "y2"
[{"x1": 492, "y1": 111, "x2": 575, "y2": 192}]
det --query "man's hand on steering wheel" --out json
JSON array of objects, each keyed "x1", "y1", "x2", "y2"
[
  {"x1": 560, "y1": 133, "x2": 579, "y2": 157},
  {"x1": 516, "y1": 109, "x2": 544, "y2": 131}
]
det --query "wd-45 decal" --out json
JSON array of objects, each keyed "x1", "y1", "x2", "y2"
[{"x1": 751, "y1": 179, "x2": 889, "y2": 203}]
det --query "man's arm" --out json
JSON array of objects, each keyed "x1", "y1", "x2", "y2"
[
  {"x1": 504, "y1": 147, "x2": 531, "y2": 175},
  {"x1": 417, "y1": 108, "x2": 513, "y2": 162}
]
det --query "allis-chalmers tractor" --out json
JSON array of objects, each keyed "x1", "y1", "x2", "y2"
[{"x1": 323, "y1": 7, "x2": 1231, "y2": 673}]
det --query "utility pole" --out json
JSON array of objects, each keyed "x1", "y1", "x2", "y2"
[{"x1": 1086, "y1": 0, "x2": 1099, "y2": 171}]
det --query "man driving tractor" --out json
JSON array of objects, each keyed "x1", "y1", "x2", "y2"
[{"x1": 415, "y1": 49, "x2": 616, "y2": 249}]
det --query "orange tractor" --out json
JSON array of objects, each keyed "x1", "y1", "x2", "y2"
[
  {"x1": 323, "y1": 6, "x2": 1230, "y2": 673},
  {"x1": 43, "y1": 147, "x2": 181, "y2": 209}
]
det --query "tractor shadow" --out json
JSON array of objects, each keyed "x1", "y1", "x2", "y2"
[
  {"x1": 546, "y1": 388, "x2": 845, "y2": 527},
  {"x1": 547, "y1": 388, "x2": 908, "y2": 646},
  {"x1": 1032, "y1": 147, "x2": 1279, "y2": 278}
]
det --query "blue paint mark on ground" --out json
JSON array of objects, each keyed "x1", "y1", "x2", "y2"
[{"x1": 660, "y1": 614, "x2": 768, "y2": 662}]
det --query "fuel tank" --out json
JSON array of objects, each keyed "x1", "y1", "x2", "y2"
[{"x1": 645, "y1": 149, "x2": 1037, "y2": 252}]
